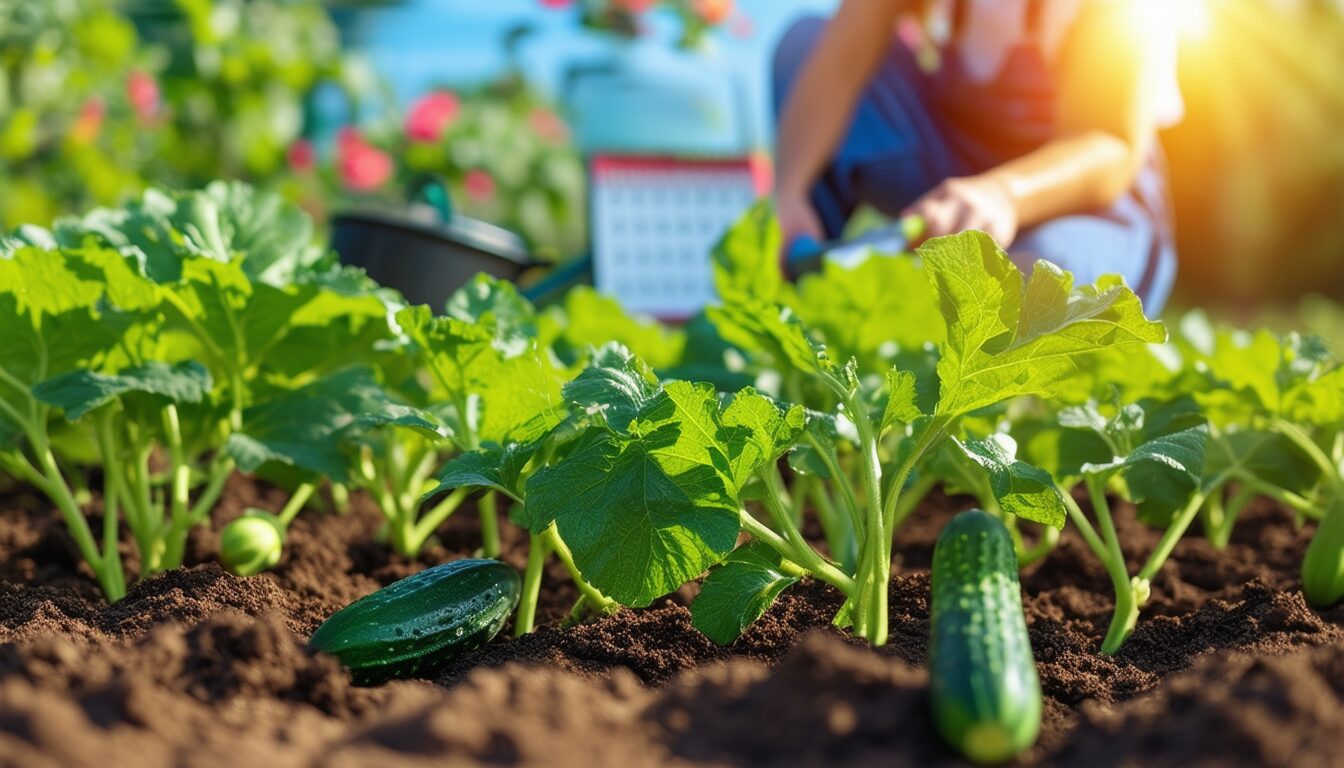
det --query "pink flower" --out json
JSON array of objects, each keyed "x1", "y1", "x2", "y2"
[
  {"x1": 538, "y1": 0, "x2": 573, "y2": 7},
  {"x1": 730, "y1": 13, "x2": 754, "y2": 39},
  {"x1": 612, "y1": 0, "x2": 656, "y2": 13},
  {"x1": 337, "y1": 128, "x2": 393, "y2": 192},
  {"x1": 463, "y1": 169, "x2": 496, "y2": 203},
  {"x1": 126, "y1": 70, "x2": 160, "y2": 122},
  {"x1": 286, "y1": 139, "x2": 316, "y2": 173},
  {"x1": 527, "y1": 107, "x2": 569, "y2": 145},
  {"x1": 405, "y1": 90, "x2": 461, "y2": 143},
  {"x1": 691, "y1": 0, "x2": 732, "y2": 25},
  {"x1": 70, "y1": 99, "x2": 105, "y2": 143}
]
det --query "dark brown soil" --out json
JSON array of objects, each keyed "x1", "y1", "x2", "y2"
[{"x1": 2, "y1": 477, "x2": 1342, "y2": 767}]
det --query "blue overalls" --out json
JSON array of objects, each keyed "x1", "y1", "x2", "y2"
[{"x1": 773, "y1": 12, "x2": 1178, "y2": 315}]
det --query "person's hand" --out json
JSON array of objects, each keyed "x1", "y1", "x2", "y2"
[
  {"x1": 903, "y1": 174, "x2": 1019, "y2": 248},
  {"x1": 776, "y1": 192, "x2": 824, "y2": 264}
]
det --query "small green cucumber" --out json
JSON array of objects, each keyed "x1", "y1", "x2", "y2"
[
  {"x1": 929, "y1": 510, "x2": 1041, "y2": 765},
  {"x1": 310, "y1": 558, "x2": 520, "y2": 685},
  {"x1": 1302, "y1": 495, "x2": 1344, "y2": 608}
]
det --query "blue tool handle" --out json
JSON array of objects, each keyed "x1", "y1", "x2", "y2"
[{"x1": 784, "y1": 234, "x2": 826, "y2": 281}]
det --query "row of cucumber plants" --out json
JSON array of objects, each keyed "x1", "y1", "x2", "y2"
[
  {"x1": 4, "y1": 185, "x2": 1340, "y2": 660},
  {"x1": 0, "y1": 182, "x2": 677, "y2": 601}
]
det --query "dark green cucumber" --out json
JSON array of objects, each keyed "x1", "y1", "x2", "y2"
[
  {"x1": 1303, "y1": 495, "x2": 1344, "y2": 608},
  {"x1": 929, "y1": 510, "x2": 1041, "y2": 765},
  {"x1": 310, "y1": 558, "x2": 520, "y2": 685}
]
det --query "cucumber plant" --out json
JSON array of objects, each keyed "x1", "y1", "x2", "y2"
[{"x1": 0, "y1": 185, "x2": 394, "y2": 599}]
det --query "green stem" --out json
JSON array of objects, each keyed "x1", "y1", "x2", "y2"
[
  {"x1": 740, "y1": 504, "x2": 855, "y2": 594},
  {"x1": 1275, "y1": 419, "x2": 1344, "y2": 493},
  {"x1": 330, "y1": 482, "x2": 351, "y2": 515},
  {"x1": 802, "y1": 430, "x2": 862, "y2": 536},
  {"x1": 277, "y1": 482, "x2": 317, "y2": 528},
  {"x1": 1016, "y1": 524, "x2": 1060, "y2": 568},
  {"x1": 514, "y1": 532, "x2": 550, "y2": 637},
  {"x1": 843, "y1": 388, "x2": 888, "y2": 645},
  {"x1": 1229, "y1": 471, "x2": 1320, "y2": 520},
  {"x1": 157, "y1": 404, "x2": 194, "y2": 571},
  {"x1": 1213, "y1": 485, "x2": 1257, "y2": 549},
  {"x1": 890, "y1": 473, "x2": 936, "y2": 531},
  {"x1": 34, "y1": 443, "x2": 120, "y2": 600},
  {"x1": 807, "y1": 476, "x2": 857, "y2": 572},
  {"x1": 478, "y1": 491, "x2": 501, "y2": 558},
  {"x1": 544, "y1": 524, "x2": 620, "y2": 617},
  {"x1": 1138, "y1": 482, "x2": 1217, "y2": 583},
  {"x1": 1082, "y1": 479, "x2": 1139, "y2": 655},
  {"x1": 409, "y1": 486, "x2": 470, "y2": 550},
  {"x1": 188, "y1": 455, "x2": 235, "y2": 523}
]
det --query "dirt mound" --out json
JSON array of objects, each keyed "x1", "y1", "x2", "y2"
[{"x1": 2, "y1": 476, "x2": 1343, "y2": 767}]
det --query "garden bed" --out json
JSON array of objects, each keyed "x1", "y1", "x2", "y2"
[{"x1": 3, "y1": 474, "x2": 1341, "y2": 768}]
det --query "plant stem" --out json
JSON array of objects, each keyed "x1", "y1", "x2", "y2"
[
  {"x1": 807, "y1": 477, "x2": 857, "y2": 572},
  {"x1": 890, "y1": 472, "x2": 936, "y2": 532},
  {"x1": 544, "y1": 524, "x2": 620, "y2": 617},
  {"x1": 1138, "y1": 482, "x2": 1216, "y2": 583},
  {"x1": 188, "y1": 455, "x2": 235, "y2": 523},
  {"x1": 802, "y1": 430, "x2": 862, "y2": 536},
  {"x1": 409, "y1": 486, "x2": 470, "y2": 551},
  {"x1": 1275, "y1": 419, "x2": 1344, "y2": 493},
  {"x1": 1016, "y1": 524, "x2": 1061, "y2": 568},
  {"x1": 478, "y1": 491, "x2": 501, "y2": 558},
  {"x1": 1082, "y1": 478, "x2": 1139, "y2": 655},
  {"x1": 844, "y1": 389, "x2": 888, "y2": 645},
  {"x1": 330, "y1": 482, "x2": 351, "y2": 514},
  {"x1": 277, "y1": 482, "x2": 317, "y2": 527},
  {"x1": 1213, "y1": 485, "x2": 1257, "y2": 549},
  {"x1": 34, "y1": 441, "x2": 119, "y2": 600},
  {"x1": 514, "y1": 532, "x2": 550, "y2": 637},
  {"x1": 158, "y1": 404, "x2": 194, "y2": 571},
  {"x1": 740, "y1": 504, "x2": 854, "y2": 594}
]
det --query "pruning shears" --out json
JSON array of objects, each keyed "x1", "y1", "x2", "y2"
[{"x1": 784, "y1": 214, "x2": 927, "y2": 281}]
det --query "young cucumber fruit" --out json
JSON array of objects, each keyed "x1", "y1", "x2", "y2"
[
  {"x1": 929, "y1": 510, "x2": 1042, "y2": 765},
  {"x1": 1302, "y1": 495, "x2": 1344, "y2": 608},
  {"x1": 310, "y1": 558, "x2": 520, "y2": 685}
]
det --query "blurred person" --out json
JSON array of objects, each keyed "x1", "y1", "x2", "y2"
[{"x1": 774, "y1": 0, "x2": 1182, "y2": 313}]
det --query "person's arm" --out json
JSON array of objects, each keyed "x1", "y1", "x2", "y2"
[
  {"x1": 906, "y1": 1, "x2": 1157, "y2": 247},
  {"x1": 774, "y1": 0, "x2": 908, "y2": 245}
]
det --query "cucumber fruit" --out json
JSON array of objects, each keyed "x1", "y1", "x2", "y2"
[
  {"x1": 310, "y1": 558, "x2": 520, "y2": 684},
  {"x1": 929, "y1": 510, "x2": 1041, "y2": 765},
  {"x1": 1302, "y1": 495, "x2": 1344, "y2": 608}
]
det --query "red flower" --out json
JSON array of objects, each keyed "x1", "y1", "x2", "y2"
[
  {"x1": 528, "y1": 107, "x2": 569, "y2": 145},
  {"x1": 126, "y1": 70, "x2": 160, "y2": 122},
  {"x1": 463, "y1": 169, "x2": 496, "y2": 203},
  {"x1": 538, "y1": 0, "x2": 573, "y2": 7},
  {"x1": 70, "y1": 99, "x2": 105, "y2": 143},
  {"x1": 405, "y1": 90, "x2": 461, "y2": 143},
  {"x1": 337, "y1": 129, "x2": 393, "y2": 191},
  {"x1": 691, "y1": 0, "x2": 732, "y2": 25},
  {"x1": 286, "y1": 139, "x2": 316, "y2": 173}
]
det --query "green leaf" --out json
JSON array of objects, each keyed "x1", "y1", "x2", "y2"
[
  {"x1": 712, "y1": 200, "x2": 783, "y2": 303},
  {"x1": 444, "y1": 273, "x2": 538, "y2": 342},
  {"x1": 558, "y1": 287, "x2": 685, "y2": 369},
  {"x1": 563, "y1": 343, "x2": 658, "y2": 432},
  {"x1": 50, "y1": 183, "x2": 325, "y2": 286},
  {"x1": 955, "y1": 434, "x2": 1066, "y2": 528},
  {"x1": 719, "y1": 388, "x2": 807, "y2": 490},
  {"x1": 1205, "y1": 430, "x2": 1321, "y2": 494},
  {"x1": 691, "y1": 542, "x2": 803, "y2": 644},
  {"x1": 631, "y1": 381, "x2": 741, "y2": 502},
  {"x1": 795, "y1": 254, "x2": 944, "y2": 373},
  {"x1": 1083, "y1": 425, "x2": 1208, "y2": 524},
  {"x1": 397, "y1": 304, "x2": 568, "y2": 446},
  {"x1": 923, "y1": 232, "x2": 1166, "y2": 418},
  {"x1": 707, "y1": 299, "x2": 832, "y2": 379},
  {"x1": 422, "y1": 440, "x2": 540, "y2": 503},
  {"x1": 881, "y1": 369, "x2": 923, "y2": 430},
  {"x1": 32, "y1": 361, "x2": 212, "y2": 420},
  {"x1": 521, "y1": 431, "x2": 740, "y2": 607},
  {"x1": 225, "y1": 368, "x2": 442, "y2": 481}
]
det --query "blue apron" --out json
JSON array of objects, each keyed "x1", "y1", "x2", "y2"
[{"x1": 772, "y1": 13, "x2": 1177, "y2": 315}]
